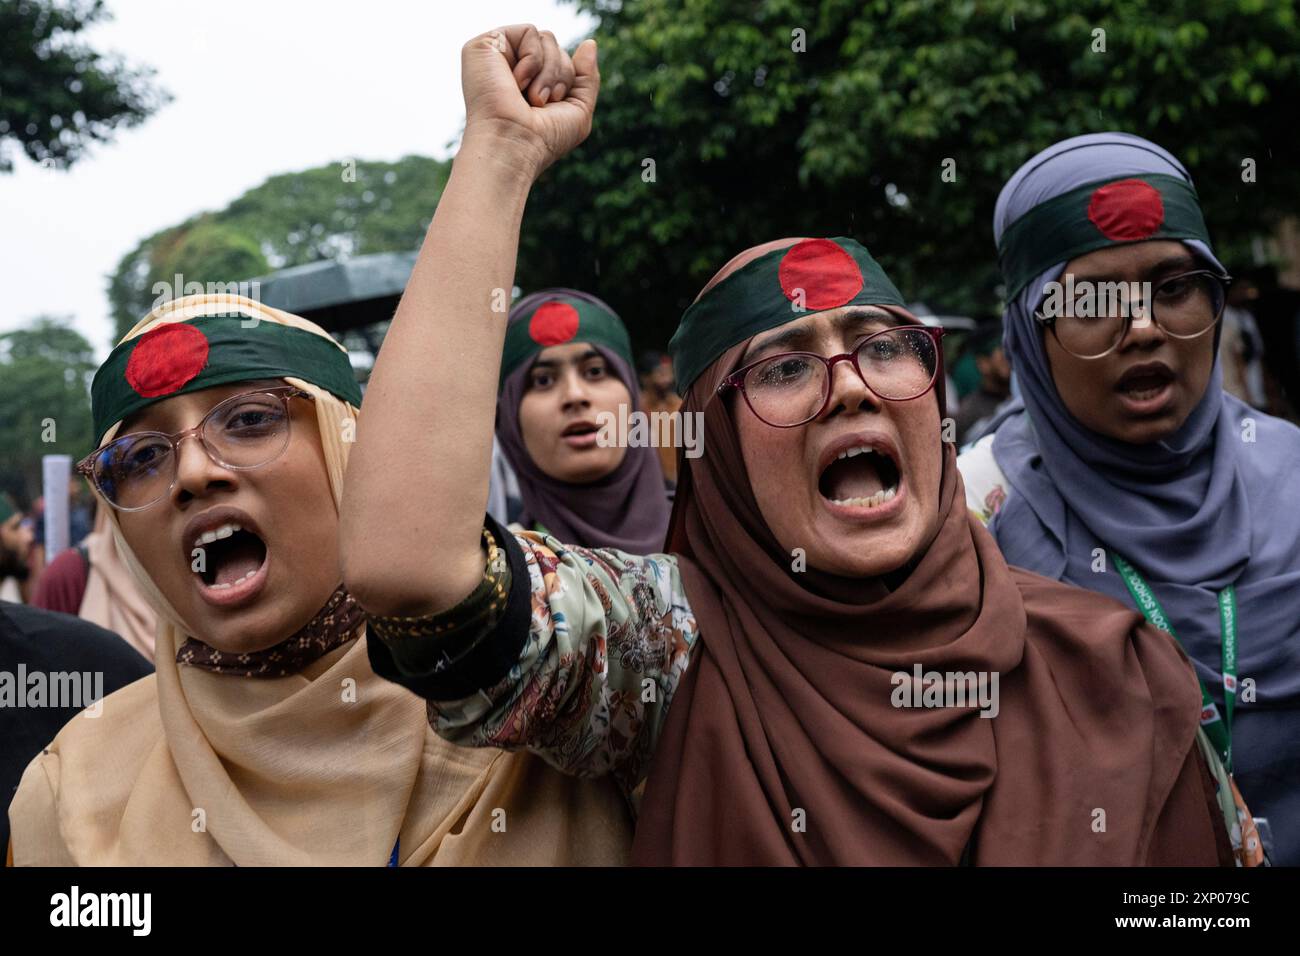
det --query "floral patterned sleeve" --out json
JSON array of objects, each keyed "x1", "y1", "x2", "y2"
[{"x1": 365, "y1": 515, "x2": 699, "y2": 798}]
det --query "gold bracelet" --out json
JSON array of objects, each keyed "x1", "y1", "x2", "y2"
[{"x1": 365, "y1": 528, "x2": 510, "y2": 645}]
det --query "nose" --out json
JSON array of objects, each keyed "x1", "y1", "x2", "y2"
[
  {"x1": 170, "y1": 432, "x2": 237, "y2": 506},
  {"x1": 558, "y1": 368, "x2": 592, "y2": 412},
  {"x1": 1116, "y1": 287, "x2": 1168, "y2": 352},
  {"x1": 822, "y1": 353, "x2": 882, "y2": 419}
]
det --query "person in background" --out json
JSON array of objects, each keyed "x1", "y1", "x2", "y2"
[
  {"x1": 953, "y1": 321, "x2": 1012, "y2": 446},
  {"x1": 638, "y1": 349, "x2": 682, "y2": 485},
  {"x1": 959, "y1": 132, "x2": 1300, "y2": 864},
  {"x1": 1239, "y1": 265, "x2": 1300, "y2": 419},
  {"x1": 0, "y1": 494, "x2": 35, "y2": 603},
  {"x1": 1218, "y1": 275, "x2": 1268, "y2": 409},
  {"x1": 495, "y1": 289, "x2": 671, "y2": 552}
]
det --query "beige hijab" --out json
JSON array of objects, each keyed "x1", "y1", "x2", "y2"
[
  {"x1": 9, "y1": 294, "x2": 631, "y2": 866},
  {"x1": 78, "y1": 504, "x2": 157, "y2": 660}
]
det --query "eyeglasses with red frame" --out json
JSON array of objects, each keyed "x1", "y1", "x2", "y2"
[{"x1": 717, "y1": 325, "x2": 945, "y2": 428}]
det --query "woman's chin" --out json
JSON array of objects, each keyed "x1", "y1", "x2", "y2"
[
  {"x1": 821, "y1": 551, "x2": 910, "y2": 579},
  {"x1": 181, "y1": 601, "x2": 293, "y2": 656},
  {"x1": 800, "y1": 531, "x2": 917, "y2": 579},
  {"x1": 547, "y1": 454, "x2": 623, "y2": 483},
  {"x1": 1093, "y1": 387, "x2": 1198, "y2": 445},
  {"x1": 1106, "y1": 412, "x2": 1187, "y2": 446}
]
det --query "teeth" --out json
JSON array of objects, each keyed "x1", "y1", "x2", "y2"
[
  {"x1": 829, "y1": 485, "x2": 898, "y2": 508},
  {"x1": 191, "y1": 522, "x2": 261, "y2": 589},
  {"x1": 1124, "y1": 385, "x2": 1164, "y2": 399},
  {"x1": 207, "y1": 567, "x2": 259, "y2": 590},
  {"x1": 835, "y1": 445, "x2": 875, "y2": 461},
  {"x1": 194, "y1": 522, "x2": 242, "y2": 548}
]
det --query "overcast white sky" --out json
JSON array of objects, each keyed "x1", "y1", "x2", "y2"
[{"x1": 0, "y1": 0, "x2": 592, "y2": 356}]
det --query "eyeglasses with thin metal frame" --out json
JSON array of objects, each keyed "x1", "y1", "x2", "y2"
[
  {"x1": 1032, "y1": 269, "x2": 1232, "y2": 360},
  {"x1": 76, "y1": 385, "x2": 314, "y2": 512},
  {"x1": 716, "y1": 325, "x2": 946, "y2": 428}
]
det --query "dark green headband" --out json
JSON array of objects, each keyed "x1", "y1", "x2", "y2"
[
  {"x1": 92, "y1": 315, "x2": 362, "y2": 445},
  {"x1": 500, "y1": 295, "x2": 633, "y2": 390},
  {"x1": 997, "y1": 173, "x2": 1212, "y2": 300},
  {"x1": 669, "y1": 237, "x2": 906, "y2": 391}
]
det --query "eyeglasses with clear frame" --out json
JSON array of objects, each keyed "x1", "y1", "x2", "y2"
[
  {"x1": 716, "y1": 325, "x2": 945, "y2": 428},
  {"x1": 76, "y1": 385, "x2": 313, "y2": 512},
  {"x1": 1033, "y1": 269, "x2": 1231, "y2": 360}
]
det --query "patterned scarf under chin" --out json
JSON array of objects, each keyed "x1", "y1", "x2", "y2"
[{"x1": 176, "y1": 585, "x2": 364, "y2": 677}]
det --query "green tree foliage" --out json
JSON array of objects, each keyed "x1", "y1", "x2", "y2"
[
  {"x1": 100, "y1": 1, "x2": 1299, "y2": 351},
  {"x1": 107, "y1": 155, "x2": 449, "y2": 340},
  {"x1": 514, "y1": 0, "x2": 1300, "y2": 348},
  {"x1": 0, "y1": 317, "x2": 95, "y2": 499},
  {"x1": 0, "y1": 0, "x2": 168, "y2": 172}
]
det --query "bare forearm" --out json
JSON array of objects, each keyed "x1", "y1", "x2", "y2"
[
  {"x1": 342, "y1": 134, "x2": 538, "y2": 615},
  {"x1": 343, "y1": 23, "x2": 598, "y2": 616}
]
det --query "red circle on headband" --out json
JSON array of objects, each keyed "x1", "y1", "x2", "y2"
[
  {"x1": 528, "y1": 301, "x2": 580, "y2": 346},
  {"x1": 778, "y1": 239, "x2": 864, "y2": 310},
  {"x1": 1087, "y1": 179, "x2": 1165, "y2": 241},
  {"x1": 125, "y1": 323, "x2": 210, "y2": 398}
]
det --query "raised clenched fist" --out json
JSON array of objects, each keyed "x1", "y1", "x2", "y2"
[{"x1": 460, "y1": 24, "x2": 600, "y2": 179}]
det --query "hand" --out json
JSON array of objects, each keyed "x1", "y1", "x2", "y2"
[{"x1": 460, "y1": 24, "x2": 600, "y2": 179}]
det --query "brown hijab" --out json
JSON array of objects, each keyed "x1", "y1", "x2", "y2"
[{"x1": 631, "y1": 240, "x2": 1231, "y2": 866}]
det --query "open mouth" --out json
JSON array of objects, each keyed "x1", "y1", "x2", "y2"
[
  {"x1": 818, "y1": 445, "x2": 901, "y2": 509},
  {"x1": 195, "y1": 523, "x2": 267, "y2": 589},
  {"x1": 1116, "y1": 362, "x2": 1176, "y2": 400},
  {"x1": 561, "y1": 421, "x2": 600, "y2": 448}
]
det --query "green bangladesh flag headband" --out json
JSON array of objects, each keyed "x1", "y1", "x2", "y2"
[
  {"x1": 669, "y1": 237, "x2": 906, "y2": 391},
  {"x1": 500, "y1": 294, "x2": 634, "y2": 390},
  {"x1": 91, "y1": 314, "x2": 363, "y2": 445},
  {"x1": 997, "y1": 173, "x2": 1212, "y2": 300}
]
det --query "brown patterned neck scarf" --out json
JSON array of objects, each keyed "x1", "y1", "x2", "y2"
[{"x1": 176, "y1": 585, "x2": 364, "y2": 678}]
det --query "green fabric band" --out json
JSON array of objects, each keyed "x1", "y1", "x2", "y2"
[
  {"x1": 92, "y1": 315, "x2": 362, "y2": 445},
  {"x1": 997, "y1": 173, "x2": 1212, "y2": 301},
  {"x1": 500, "y1": 295, "x2": 633, "y2": 390},
  {"x1": 669, "y1": 237, "x2": 906, "y2": 391}
]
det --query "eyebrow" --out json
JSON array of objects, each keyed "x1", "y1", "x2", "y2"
[
  {"x1": 1070, "y1": 253, "x2": 1199, "y2": 285},
  {"x1": 742, "y1": 308, "x2": 900, "y2": 364},
  {"x1": 118, "y1": 379, "x2": 285, "y2": 435},
  {"x1": 528, "y1": 349, "x2": 604, "y2": 372},
  {"x1": 121, "y1": 404, "x2": 189, "y2": 436}
]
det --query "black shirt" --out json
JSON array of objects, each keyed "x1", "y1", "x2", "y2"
[{"x1": 0, "y1": 601, "x2": 152, "y2": 856}]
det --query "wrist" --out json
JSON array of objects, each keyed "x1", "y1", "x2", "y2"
[{"x1": 458, "y1": 122, "x2": 548, "y2": 187}]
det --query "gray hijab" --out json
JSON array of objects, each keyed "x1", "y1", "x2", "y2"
[{"x1": 986, "y1": 132, "x2": 1300, "y2": 864}]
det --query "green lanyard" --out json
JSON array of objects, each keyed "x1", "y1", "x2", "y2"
[{"x1": 1111, "y1": 552, "x2": 1237, "y2": 772}]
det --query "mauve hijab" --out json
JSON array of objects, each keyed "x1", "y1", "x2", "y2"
[
  {"x1": 986, "y1": 132, "x2": 1300, "y2": 864},
  {"x1": 496, "y1": 289, "x2": 670, "y2": 554}
]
